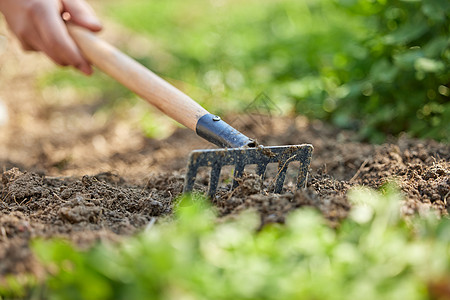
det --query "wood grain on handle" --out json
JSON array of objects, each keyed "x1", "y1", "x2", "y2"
[{"x1": 67, "y1": 25, "x2": 208, "y2": 131}]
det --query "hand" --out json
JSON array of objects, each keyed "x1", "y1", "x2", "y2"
[{"x1": 0, "y1": 0, "x2": 102, "y2": 75}]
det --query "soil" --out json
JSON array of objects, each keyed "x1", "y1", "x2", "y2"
[{"x1": 0, "y1": 20, "x2": 449, "y2": 278}]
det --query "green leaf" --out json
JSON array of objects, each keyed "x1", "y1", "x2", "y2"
[
  {"x1": 369, "y1": 59, "x2": 398, "y2": 83},
  {"x1": 422, "y1": 0, "x2": 450, "y2": 22},
  {"x1": 393, "y1": 49, "x2": 424, "y2": 70},
  {"x1": 383, "y1": 21, "x2": 428, "y2": 45},
  {"x1": 423, "y1": 36, "x2": 450, "y2": 57},
  {"x1": 414, "y1": 57, "x2": 445, "y2": 73}
]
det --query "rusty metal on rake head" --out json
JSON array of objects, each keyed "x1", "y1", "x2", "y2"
[{"x1": 183, "y1": 144, "x2": 313, "y2": 197}]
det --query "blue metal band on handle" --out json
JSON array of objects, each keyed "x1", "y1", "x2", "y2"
[{"x1": 195, "y1": 114, "x2": 256, "y2": 148}]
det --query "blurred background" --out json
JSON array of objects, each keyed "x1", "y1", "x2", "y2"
[{"x1": 1, "y1": 0, "x2": 449, "y2": 145}]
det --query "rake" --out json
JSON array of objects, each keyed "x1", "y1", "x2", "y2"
[{"x1": 68, "y1": 25, "x2": 314, "y2": 197}]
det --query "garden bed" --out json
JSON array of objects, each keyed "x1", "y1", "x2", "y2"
[{"x1": 1, "y1": 113, "x2": 448, "y2": 276}]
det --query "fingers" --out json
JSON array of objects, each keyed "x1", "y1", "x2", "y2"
[
  {"x1": 62, "y1": 0, "x2": 102, "y2": 32},
  {"x1": 31, "y1": 1, "x2": 93, "y2": 75},
  {"x1": 18, "y1": 27, "x2": 43, "y2": 52},
  {"x1": 0, "y1": 0, "x2": 102, "y2": 75},
  {"x1": 17, "y1": 29, "x2": 40, "y2": 51}
]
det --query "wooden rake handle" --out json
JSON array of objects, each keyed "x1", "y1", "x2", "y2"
[
  {"x1": 67, "y1": 25, "x2": 254, "y2": 148},
  {"x1": 67, "y1": 25, "x2": 208, "y2": 131}
]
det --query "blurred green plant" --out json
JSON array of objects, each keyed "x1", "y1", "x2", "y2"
[
  {"x1": 320, "y1": 0, "x2": 450, "y2": 142},
  {"x1": 2, "y1": 185, "x2": 449, "y2": 299}
]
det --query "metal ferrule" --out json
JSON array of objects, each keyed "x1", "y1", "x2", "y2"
[{"x1": 195, "y1": 114, "x2": 256, "y2": 148}]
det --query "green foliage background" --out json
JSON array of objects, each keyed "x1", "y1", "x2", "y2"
[{"x1": 327, "y1": 0, "x2": 450, "y2": 142}]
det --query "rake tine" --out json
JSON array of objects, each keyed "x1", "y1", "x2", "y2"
[
  {"x1": 255, "y1": 162, "x2": 268, "y2": 191},
  {"x1": 208, "y1": 165, "x2": 222, "y2": 198},
  {"x1": 273, "y1": 160, "x2": 289, "y2": 193},
  {"x1": 184, "y1": 164, "x2": 198, "y2": 193},
  {"x1": 256, "y1": 162, "x2": 268, "y2": 180},
  {"x1": 232, "y1": 162, "x2": 246, "y2": 189},
  {"x1": 296, "y1": 147, "x2": 313, "y2": 189}
]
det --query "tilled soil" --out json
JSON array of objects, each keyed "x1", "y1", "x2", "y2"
[{"x1": 0, "y1": 115, "x2": 448, "y2": 276}]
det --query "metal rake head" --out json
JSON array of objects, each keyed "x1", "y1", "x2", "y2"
[{"x1": 183, "y1": 144, "x2": 313, "y2": 197}]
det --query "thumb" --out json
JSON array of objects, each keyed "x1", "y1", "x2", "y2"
[{"x1": 62, "y1": 0, "x2": 102, "y2": 32}]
